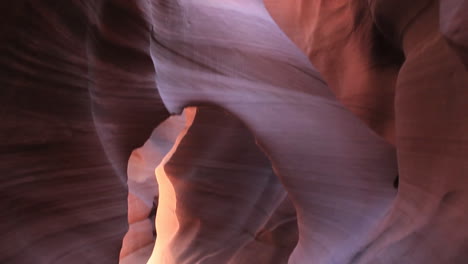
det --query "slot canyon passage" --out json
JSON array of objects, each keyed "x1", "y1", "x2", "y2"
[{"x1": 1, "y1": 0, "x2": 468, "y2": 263}]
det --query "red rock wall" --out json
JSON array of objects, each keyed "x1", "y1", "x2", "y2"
[{"x1": 1, "y1": 0, "x2": 467, "y2": 263}]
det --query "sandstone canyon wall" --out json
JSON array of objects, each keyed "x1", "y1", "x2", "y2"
[{"x1": 1, "y1": 0, "x2": 467, "y2": 263}]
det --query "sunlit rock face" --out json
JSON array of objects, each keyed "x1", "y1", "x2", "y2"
[{"x1": 1, "y1": 0, "x2": 467, "y2": 264}]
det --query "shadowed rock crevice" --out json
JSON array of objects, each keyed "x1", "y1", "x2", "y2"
[{"x1": 1, "y1": 0, "x2": 467, "y2": 263}]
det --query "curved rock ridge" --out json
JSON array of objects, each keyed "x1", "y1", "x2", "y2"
[
  {"x1": 149, "y1": 106, "x2": 299, "y2": 264},
  {"x1": 1, "y1": 0, "x2": 467, "y2": 264},
  {"x1": 149, "y1": 0, "x2": 397, "y2": 263}
]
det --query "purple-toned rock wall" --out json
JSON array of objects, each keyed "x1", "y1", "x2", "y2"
[{"x1": 1, "y1": 1, "x2": 467, "y2": 263}]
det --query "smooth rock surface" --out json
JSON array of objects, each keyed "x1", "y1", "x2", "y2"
[{"x1": 1, "y1": 0, "x2": 467, "y2": 263}]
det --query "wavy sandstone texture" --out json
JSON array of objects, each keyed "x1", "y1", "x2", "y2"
[{"x1": 1, "y1": 0, "x2": 467, "y2": 263}]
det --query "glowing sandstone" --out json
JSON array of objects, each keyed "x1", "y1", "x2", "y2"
[{"x1": 0, "y1": 0, "x2": 467, "y2": 264}]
